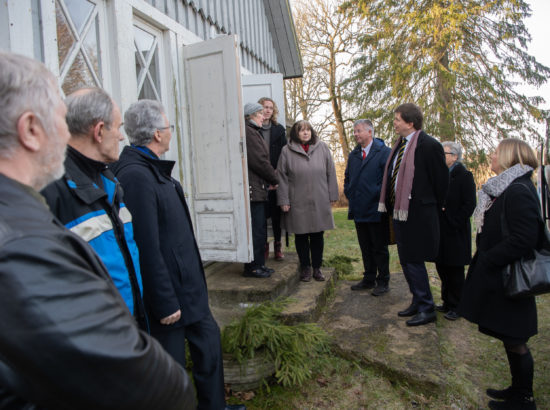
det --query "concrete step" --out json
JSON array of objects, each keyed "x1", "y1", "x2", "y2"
[{"x1": 206, "y1": 252, "x2": 336, "y2": 328}]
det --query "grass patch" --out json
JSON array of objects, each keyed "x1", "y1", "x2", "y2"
[{"x1": 250, "y1": 208, "x2": 550, "y2": 408}]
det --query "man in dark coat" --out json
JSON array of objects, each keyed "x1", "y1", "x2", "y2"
[
  {"x1": 41, "y1": 88, "x2": 147, "y2": 330},
  {"x1": 112, "y1": 99, "x2": 244, "y2": 410},
  {"x1": 434, "y1": 141, "x2": 476, "y2": 320},
  {"x1": 0, "y1": 51, "x2": 195, "y2": 410},
  {"x1": 344, "y1": 119, "x2": 391, "y2": 296},
  {"x1": 378, "y1": 103, "x2": 449, "y2": 326}
]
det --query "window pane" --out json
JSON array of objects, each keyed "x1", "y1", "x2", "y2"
[
  {"x1": 64, "y1": 0, "x2": 94, "y2": 35},
  {"x1": 83, "y1": 15, "x2": 101, "y2": 80},
  {"x1": 62, "y1": 50, "x2": 96, "y2": 95},
  {"x1": 56, "y1": 0, "x2": 75, "y2": 68},
  {"x1": 134, "y1": 26, "x2": 154, "y2": 54}
]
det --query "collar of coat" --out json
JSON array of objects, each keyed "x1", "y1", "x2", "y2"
[
  {"x1": 288, "y1": 140, "x2": 321, "y2": 156},
  {"x1": 117, "y1": 145, "x2": 176, "y2": 184}
]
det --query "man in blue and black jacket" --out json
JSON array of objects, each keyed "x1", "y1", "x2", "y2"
[{"x1": 41, "y1": 87, "x2": 147, "y2": 331}]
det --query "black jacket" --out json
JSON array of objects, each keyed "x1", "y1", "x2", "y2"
[
  {"x1": 0, "y1": 174, "x2": 195, "y2": 410},
  {"x1": 266, "y1": 122, "x2": 287, "y2": 208},
  {"x1": 459, "y1": 174, "x2": 539, "y2": 339},
  {"x1": 113, "y1": 146, "x2": 210, "y2": 331},
  {"x1": 383, "y1": 131, "x2": 449, "y2": 263},
  {"x1": 41, "y1": 147, "x2": 147, "y2": 330},
  {"x1": 246, "y1": 121, "x2": 278, "y2": 202},
  {"x1": 435, "y1": 162, "x2": 476, "y2": 266}
]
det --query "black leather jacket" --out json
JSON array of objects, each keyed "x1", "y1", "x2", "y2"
[{"x1": 0, "y1": 174, "x2": 196, "y2": 409}]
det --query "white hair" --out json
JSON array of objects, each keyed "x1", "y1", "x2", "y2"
[{"x1": 0, "y1": 52, "x2": 61, "y2": 158}]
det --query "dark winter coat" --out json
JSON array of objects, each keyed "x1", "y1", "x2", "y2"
[
  {"x1": 435, "y1": 162, "x2": 476, "y2": 266},
  {"x1": 0, "y1": 174, "x2": 195, "y2": 410},
  {"x1": 41, "y1": 147, "x2": 146, "y2": 329},
  {"x1": 266, "y1": 122, "x2": 287, "y2": 210},
  {"x1": 112, "y1": 146, "x2": 210, "y2": 332},
  {"x1": 344, "y1": 138, "x2": 391, "y2": 222},
  {"x1": 459, "y1": 174, "x2": 539, "y2": 340},
  {"x1": 246, "y1": 120, "x2": 278, "y2": 202},
  {"x1": 382, "y1": 131, "x2": 449, "y2": 263}
]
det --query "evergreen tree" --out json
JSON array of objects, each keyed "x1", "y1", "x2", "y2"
[{"x1": 341, "y1": 0, "x2": 550, "y2": 153}]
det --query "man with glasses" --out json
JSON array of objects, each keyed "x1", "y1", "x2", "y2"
[
  {"x1": 113, "y1": 100, "x2": 244, "y2": 410},
  {"x1": 42, "y1": 87, "x2": 147, "y2": 331}
]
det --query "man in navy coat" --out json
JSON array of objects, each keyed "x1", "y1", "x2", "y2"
[
  {"x1": 344, "y1": 119, "x2": 391, "y2": 296},
  {"x1": 113, "y1": 100, "x2": 244, "y2": 410}
]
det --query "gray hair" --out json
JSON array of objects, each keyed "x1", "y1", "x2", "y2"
[
  {"x1": 124, "y1": 100, "x2": 166, "y2": 146},
  {"x1": 0, "y1": 52, "x2": 61, "y2": 158},
  {"x1": 442, "y1": 141, "x2": 463, "y2": 162},
  {"x1": 354, "y1": 119, "x2": 375, "y2": 138},
  {"x1": 65, "y1": 88, "x2": 114, "y2": 136}
]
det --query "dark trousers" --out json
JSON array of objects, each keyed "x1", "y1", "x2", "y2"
[
  {"x1": 435, "y1": 263, "x2": 464, "y2": 310},
  {"x1": 267, "y1": 193, "x2": 282, "y2": 242},
  {"x1": 295, "y1": 231, "x2": 324, "y2": 269},
  {"x1": 394, "y1": 221, "x2": 434, "y2": 312},
  {"x1": 246, "y1": 201, "x2": 266, "y2": 270},
  {"x1": 153, "y1": 312, "x2": 225, "y2": 410},
  {"x1": 355, "y1": 221, "x2": 390, "y2": 286}
]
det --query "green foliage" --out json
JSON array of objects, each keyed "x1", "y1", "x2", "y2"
[
  {"x1": 221, "y1": 299, "x2": 331, "y2": 387},
  {"x1": 340, "y1": 0, "x2": 550, "y2": 150},
  {"x1": 322, "y1": 254, "x2": 358, "y2": 276}
]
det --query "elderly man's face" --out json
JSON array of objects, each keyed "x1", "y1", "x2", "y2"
[
  {"x1": 98, "y1": 103, "x2": 124, "y2": 163},
  {"x1": 353, "y1": 123, "x2": 372, "y2": 148},
  {"x1": 37, "y1": 98, "x2": 70, "y2": 189}
]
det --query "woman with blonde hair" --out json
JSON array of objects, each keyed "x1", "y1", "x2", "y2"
[
  {"x1": 460, "y1": 138, "x2": 540, "y2": 409},
  {"x1": 277, "y1": 120, "x2": 338, "y2": 281},
  {"x1": 258, "y1": 97, "x2": 287, "y2": 260}
]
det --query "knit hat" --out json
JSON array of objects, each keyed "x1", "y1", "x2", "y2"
[{"x1": 243, "y1": 102, "x2": 263, "y2": 117}]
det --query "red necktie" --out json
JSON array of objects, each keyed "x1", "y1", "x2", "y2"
[{"x1": 362, "y1": 150, "x2": 366, "y2": 160}]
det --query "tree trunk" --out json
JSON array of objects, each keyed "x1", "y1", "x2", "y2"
[{"x1": 436, "y1": 49, "x2": 455, "y2": 141}]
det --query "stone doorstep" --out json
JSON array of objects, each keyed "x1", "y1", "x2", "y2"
[
  {"x1": 206, "y1": 252, "x2": 337, "y2": 329},
  {"x1": 319, "y1": 276, "x2": 447, "y2": 393}
]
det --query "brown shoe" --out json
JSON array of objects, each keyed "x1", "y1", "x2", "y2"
[
  {"x1": 274, "y1": 241, "x2": 284, "y2": 260},
  {"x1": 300, "y1": 266, "x2": 312, "y2": 282},
  {"x1": 264, "y1": 242, "x2": 270, "y2": 260},
  {"x1": 312, "y1": 268, "x2": 325, "y2": 281}
]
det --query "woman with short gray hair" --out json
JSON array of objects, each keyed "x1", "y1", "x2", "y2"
[{"x1": 434, "y1": 140, "x2": 476, "y2": 320}]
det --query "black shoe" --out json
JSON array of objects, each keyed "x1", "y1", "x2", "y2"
[
  {"x1": 406, "y1": 310, "x2": 436, "y2": 326},
  {"x1": 487, "y1": 386, "x2": 514, "y2": 400},
  {"x1": 444, "y1": 310, "x2": 460, "y2": 321},
  {"x1": 435, "y1": 304, "x2": 449, "y2": 313},
  {"x1": 225, "y1": 405, "x2": 247, "y2": 410},
  {"x1": 261, "y1": 265, "x2": 275, "y2": 274},
  {"x1": 371, "y1": 285, "x2": 389, "y2": 296},
  {"x1": 351, "y1": 278, "x2": 375, "y2": 290},
  {"x1": 243, "y1": 268, "x2": 271, "y2": 278},
  {"x1": 397, "y1": 303, "x2": 418, "y2": 317}
]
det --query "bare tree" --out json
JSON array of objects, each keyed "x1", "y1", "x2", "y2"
[{"x1": 286, "y1": 0, "x2": 362, "y2": 160}]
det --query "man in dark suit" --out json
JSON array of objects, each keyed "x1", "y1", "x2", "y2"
[
  {"x1": 113, "y1": 100, "x2": 244, "y2": 410},
  {"x1": 378, "y1": 103, "x2": 448, "y2": 326},
  {"x1": 344, "y1": 119, "x2": 391, "y2": 296}
]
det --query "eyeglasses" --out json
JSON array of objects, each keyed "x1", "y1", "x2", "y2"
[
  {"x1": 159, "y1": 125, "x2": 175, "y2": 132},
  {"x1": 444, "y1": 152, "x2": 456, "y2": 156}
]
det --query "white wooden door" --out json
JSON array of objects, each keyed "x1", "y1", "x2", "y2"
[
  {"x1": 182, "y1": 35, "x2": 252, "y2": 262},
  {"x1": 242, "y1": 73, "x2": 286, "y2": 127}
]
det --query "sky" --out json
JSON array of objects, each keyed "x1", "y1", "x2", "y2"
[{"x1": 523, "y1": 0, "x2": 550, "y2": 112}]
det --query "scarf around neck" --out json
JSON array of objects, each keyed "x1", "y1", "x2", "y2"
[
  {"x1": 378, "y1": 130, "x2": 421, "y2": 221},
  {"x1": 473, "y1": 163, "x2": 533, "y2": 233}
]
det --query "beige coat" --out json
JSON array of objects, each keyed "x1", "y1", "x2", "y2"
[{"x1": 276, "y1": 140, "x2": 339, "y2": 234}]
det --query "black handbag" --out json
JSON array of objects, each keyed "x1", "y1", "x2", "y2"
[{"x1": 500, "y1": 183, "x2": 550, "y2": 298}]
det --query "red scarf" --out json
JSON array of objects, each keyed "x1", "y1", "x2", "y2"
[{"x1": 301, "y1": 143, "x2": 309, "y2": 153}]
